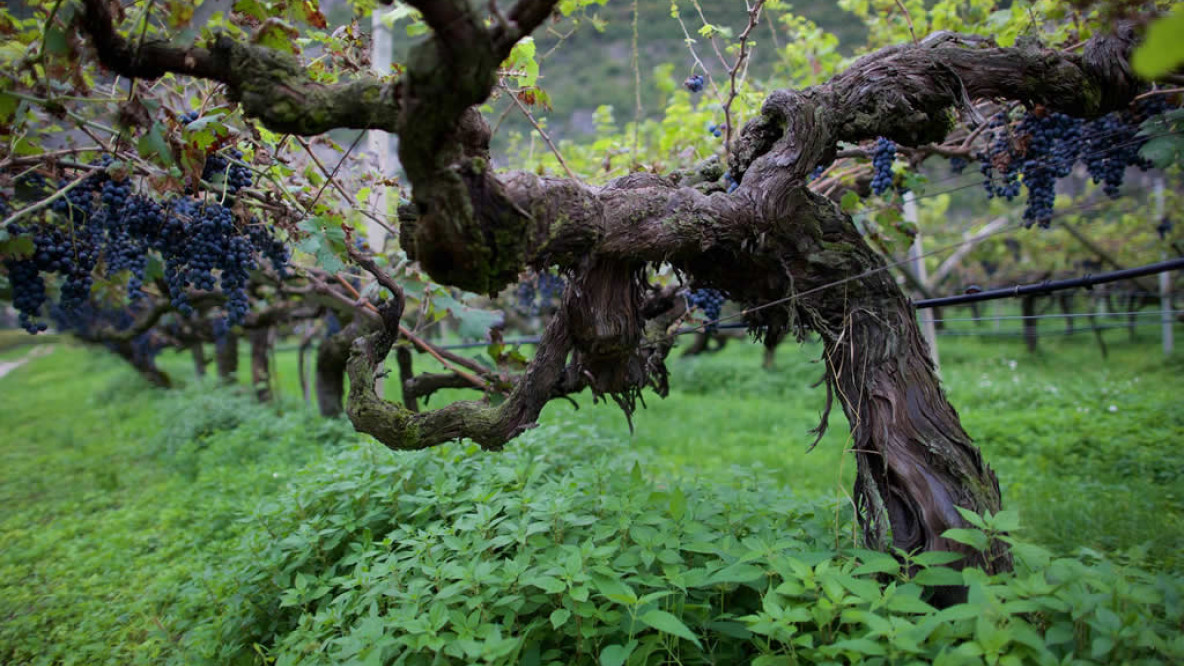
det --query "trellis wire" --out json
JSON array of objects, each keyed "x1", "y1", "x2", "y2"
[
  {"x1": 680, "y1": 195, "x2": 1141, "y2": 335},
  {"x1": 434, "y1": 311, "x2": 1182, "y2": 350},
  {"x1": 434, "y1": 260, "x2": 1182, "y2": 350},
  {"x1": 934, "y1": 321, "x2": 1173, "y2": 337}
]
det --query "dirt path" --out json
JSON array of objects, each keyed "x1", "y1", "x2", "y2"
[{"x1": 0, "y1": 345, "x2": 54, "y2": 379}]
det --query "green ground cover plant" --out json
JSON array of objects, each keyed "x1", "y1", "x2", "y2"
[
  {"x1": 1, "y1": 331, "x2": 1181, "y2": 664},
  {"x1": 3, "y1": 0, "x2": 1182, "y2": 662}
]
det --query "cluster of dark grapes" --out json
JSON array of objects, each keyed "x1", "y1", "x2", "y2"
[
  {"x1": 684, "y1": 74, "x2": 705, "y2": 93},
  {"x1": 5, "y1": 257, "x2": 47, "y2": 332},
  {"x1": 248, "y1": 221, "x2": 291, "y2": 278},
  {"x1": 7, "y1": 167, "x2": 106, "y2": 331},
  {"x1": 153, "y1": 198, "x2": 258, "y2": 321},
  {"x1": 1079, "y1": 97, "x2": 1167, "y2": 199},
  {"x1": 53, "y1": 179, "x2": 95, "y2": 224},
  {"x1": 5, "y1": 171, "x2": 93, "y2": 331},
  {"x1": 204, "y1": 147, "x2": 253, "y2": 195},
  {"x1": 1081, "y1": 114, "x2": 1139, "y2": 198},
  {"x1": 1157, "y1": 217, "x2": 1173, "y2": 240},
  {"x1": 3, "y1": 151, "x2": 287, "y2": 333},
  {"x1": 977, "y1": 112, "x2": 1023, "y2": 201},
  {"x1": 870, "y1": 137, "x2": 896, "y2": 196},
  {"x1": 1015, "y1": 111, "x2": 1083, "y2": 227},
  {"x1": 181, "y1": 111, "x2": 254, "y2": 196},
  {"x1": 107, "y1": 197, "x2": 162, "y2": 299},
  {"x1": 514, "y1": 271, "x2": 566, "y2": 315},
  {"x1": 5, "y1": 222, "x2": 97, "y2": 332},
  {"x1": 687, "y1": 288, "x2": 725, "y2": 332},
  {"x1": 968, "y1": 97, "x2": 1176, "y2": 227}
]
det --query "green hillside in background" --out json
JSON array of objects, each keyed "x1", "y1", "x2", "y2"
[
  {"x1": 467, "y1": 0, "x2": 867, "y2": 142},
  {"x1": 526, "y1": 1, "x2": 862, "y2": 131}
]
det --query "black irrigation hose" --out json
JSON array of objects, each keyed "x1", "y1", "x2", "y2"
[
  {"x1": 929, "y1": 310, "x2": 1179, "y2": 323},
  {"x1": 913, "y1": 258, "x2": 1184, "y2": 309}
]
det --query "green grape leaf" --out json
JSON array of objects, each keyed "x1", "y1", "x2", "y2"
[
  {"x1": 233, "y1": 0, "x2": 268, "y2": 20},
  {"x1": 291, "y1": 0, "x2": 328, "y2": 29},
  {"x1": 44, "y1": 27, "x2": 71, "y2": 55},
  {"x1": 0, "y1": 232, "x2": 35, "y2": 259},
  {"x1": 296, "y1": 216, "x2": 346, "y2": 273},
  {"x1": 427, "y1": 291, "x2": 503, "y2": 340},
  {"x1": 1139, "y1": 135, "x2": 1184, "y2": 169},
  {"x1": 252, "y1": 19, "x2": 301, "y2": 54},
  {"x1": 1132, "y1": 7, "x2": 1184, "y2": 79},
  {"x1": 505, "y1": 37, "x2": 539, "y2": 88},
  {"x1": 136, "y1": 123, "x2": 175, "y2": 167}
]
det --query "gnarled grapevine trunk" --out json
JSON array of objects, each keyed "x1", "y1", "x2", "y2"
[
  {"x1": 215, "y1": 332, "x2": 238, "y2": 384},
  {"x1": 838, "y1": 298, "x2": 1008, "y2": 604},
  {"x1": 248, "y1": 327, "x2": 273, "y2": 402},
  {"x1": 742, "y1": 192, "x2": 1009, "y2": 580},
  {"x1": 191, "y1": 342, "x2": 207, "y2": 379},
  {"x1": 315, "y1": 326, "x2": 354, "y2": 418},
  {"x1": 809, "y1": 259, "x2": 1009, "y2": 577},
  {"x1": 75, "y1": 0, "x2": 1150, "y2": 578},
  {"x1": 111, "y1": 341, "x2": 171, "y2": 389},
  {"x1": 1022, "y1": 296, "x2": 1039, "y2": 353}
]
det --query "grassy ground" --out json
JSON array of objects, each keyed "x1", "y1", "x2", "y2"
[
  {"x1": 0, "y1": 346, "x2": 354, "y2": 663},
  {"x1": 1, "y1": 326, "x2": 1181, "y2": 662},
  {"x1": 565, "y1": 331, "x2": 1184, "y2": 567},
  {"x1": 27, "y1": 323, "x2": 1184, "y2": 565}
]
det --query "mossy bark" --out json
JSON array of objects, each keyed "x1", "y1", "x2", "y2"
[{"x1": 344, "y1": 302, "x2": 579, "y2": 451}]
